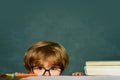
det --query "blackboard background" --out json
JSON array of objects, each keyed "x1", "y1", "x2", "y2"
[{"x1": 0, "y1": 0, "x2": 120, "y2": 75}]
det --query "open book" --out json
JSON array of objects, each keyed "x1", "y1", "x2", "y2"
[{"x1": 20, "y1": 76, "x2": 120, "y2": 80}]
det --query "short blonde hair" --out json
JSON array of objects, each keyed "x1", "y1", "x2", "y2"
[{"x1": 24, "y1": 41, "x2": 69, "y2": 73}]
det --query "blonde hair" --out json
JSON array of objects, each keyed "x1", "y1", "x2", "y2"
[{"x1": 24, "y1": 41, "x2": 69, "y2": 73}]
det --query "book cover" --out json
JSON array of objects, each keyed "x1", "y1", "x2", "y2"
[{"x1": 86, "y1": 61, "x2": 120, "y2": 66}]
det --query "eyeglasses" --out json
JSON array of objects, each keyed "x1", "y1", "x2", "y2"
[{"x1": 31, "y1": 66, "x2": 62, "y2": 76}]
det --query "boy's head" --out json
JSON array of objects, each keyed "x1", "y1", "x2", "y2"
[{"x1": 24, "y1": 41, "x2": 69, "y2": 76}]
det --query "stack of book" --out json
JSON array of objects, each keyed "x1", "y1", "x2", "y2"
[{"x1": 84, "y1": 61, "x2": 120, "y2": 76}]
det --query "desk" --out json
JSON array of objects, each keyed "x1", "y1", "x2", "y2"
[{"x1": 20, "y1": 76, "x2": 120, "y2": 80}]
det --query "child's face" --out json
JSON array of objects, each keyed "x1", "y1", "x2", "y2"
[{"x1": 31, "y1": 61, "x2": 62, "y2": 76}]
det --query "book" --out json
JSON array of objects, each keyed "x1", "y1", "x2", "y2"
[
  {"x1": 84, "y1": 66, "x2": 120, "y2": 75},
  {"x1": 86, "y1": 61, "x2": 120, "y2": 66},
  {"x1": 20, "y1": 76, "x2": 120, "y2": 80}
]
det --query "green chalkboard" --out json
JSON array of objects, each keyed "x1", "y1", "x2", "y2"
[{"x1": 0, "y1": 0, "x2": 120, "y2": 75}]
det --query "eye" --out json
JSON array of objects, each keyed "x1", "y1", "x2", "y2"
[
  {"x1": 38, "y1": 66, "x2": 44, "y2": 70},
  {"x1": 50, "y1": 67, "x2": 58, "y2": 70}
]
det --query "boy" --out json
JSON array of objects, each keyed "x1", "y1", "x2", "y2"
[{"x1": 24, "y1": 41, "x2": 84, "y2": 76}]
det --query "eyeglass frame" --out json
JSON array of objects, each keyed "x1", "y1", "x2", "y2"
[{"x1": 31, "y1": 66, "x2": 64, "y2": 76}]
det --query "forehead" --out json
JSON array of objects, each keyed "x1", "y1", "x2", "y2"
[
  {"x1": 31, "y1": 55, "x2": 61, "y2": 66},
  {"x1": 38, "y1": 60, "x2": 60, "y2": 68}
]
